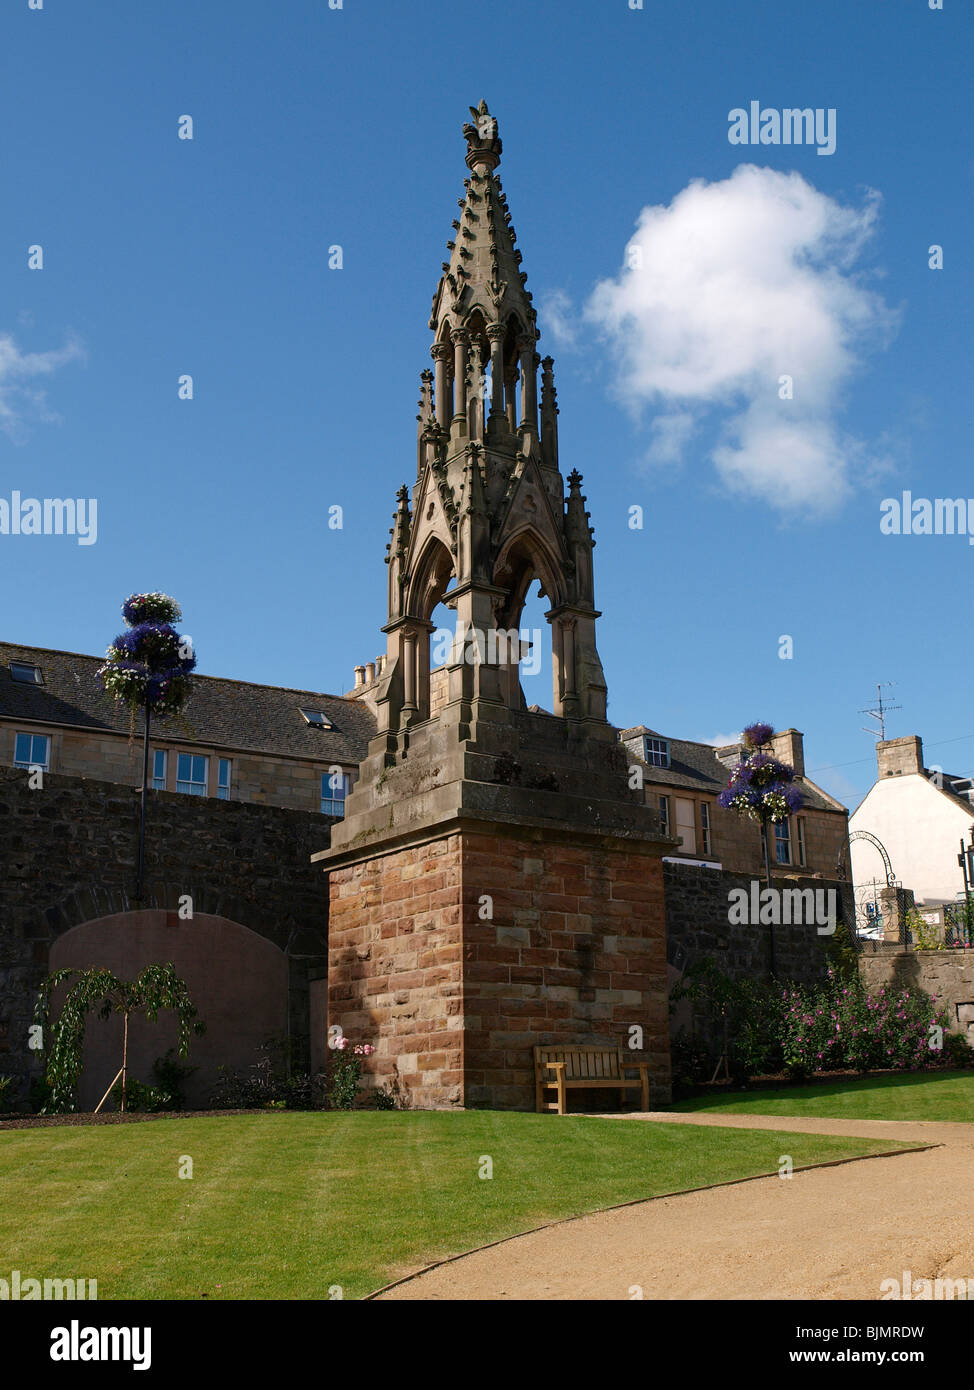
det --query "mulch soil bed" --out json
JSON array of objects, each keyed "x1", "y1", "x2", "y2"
[{"x1": 0, "y1": 1108, "x2": 279, "y2": 1130}]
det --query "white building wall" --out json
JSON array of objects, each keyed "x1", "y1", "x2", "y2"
[{"x1": 850, "y1": 774, "x2": 973, "y2": 903}]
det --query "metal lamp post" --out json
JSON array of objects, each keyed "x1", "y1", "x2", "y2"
[
  {"x1": 957, "y1": 830, "x2": 974, "y2": 947},
  {"x1": 136, "y1": 696, "x2": 151, "y2": 901}
]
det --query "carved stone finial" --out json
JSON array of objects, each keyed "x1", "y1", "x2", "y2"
[{"x1": 462, "y1": 99, "x2": 502, "y2": 172}]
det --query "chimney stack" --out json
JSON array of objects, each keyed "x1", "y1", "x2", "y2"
[
  {"x1": 877, "y1": 735, "x2": 924, "y2": 778},
  {"x1": 770, "y1": 728, "x2": 805, "y2": 778},
  {"x1": 354, "y1": 665, "x2": 366, "y2": 688},
  {"x1": 365, "y1": 661, "x2": 376, "y2": 684}
]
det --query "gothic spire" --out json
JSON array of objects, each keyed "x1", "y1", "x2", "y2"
[{"x1": 429, "y1": 101, "x2": 538, "y2": 352}]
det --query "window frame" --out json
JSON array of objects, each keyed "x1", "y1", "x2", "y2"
[
  {"x1": 796, "y1": 816, "x2": 806, "y2": 868},
  {"x1": 700, "y1": 800, "x2": 712, "y2": 856},
  {"x1": 14, "y1": 731, "x2": 50, "y2": 771},
  {"x1": 642, "y1": 736, "x2": 670, "y2": 769},
  {"x1": 775, "y1": 817, "x2": 792, "y2": 865},
  {"x1": 176, "y1": 751, "x2": 209, "y2": 796},
  {"x1": 217, "y1": 758, "x2": 232, "y2": 801},
  {"x1": 658, "y1": 794, "x2": 669, "y2": 836},
  {"x1": 10, "y1": 662, "x2": 43, "y2": 685},
  {"x1": 300, "y1": 709, "x2": 334, "y2": 729},
  {"x1": 152, "y1": 749, "x2": 167, "y2": 792},
  {"x1": 321, "y1": 770, "x2": 351, "y2": 816}
]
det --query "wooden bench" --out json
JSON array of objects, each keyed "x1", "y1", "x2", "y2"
[{"x1": 534, "y1": 1045, "x2": 650, "y2": 1115}]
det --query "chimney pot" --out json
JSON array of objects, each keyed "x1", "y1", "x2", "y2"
[
  {"x1": 365, "y1": 662, "x2": 376, "y2": 684},
  {"x1": 354, "y1": 665, "x2": 366, "y2": 688}
]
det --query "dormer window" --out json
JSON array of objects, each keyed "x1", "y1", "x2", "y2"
[
  {"x1": 10, "y1": 662, "x2": 43, "y2": 685},
  {"x1": 299, "y1": 709, "x2": 333, "y2": 729},
  {"x1": 643, "y1": 736, "x2": 669, "y2": 768}
]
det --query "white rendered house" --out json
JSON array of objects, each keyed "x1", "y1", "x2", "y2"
[{"x1": 850, "y1": 735, "x2": 974, "y2": 906}]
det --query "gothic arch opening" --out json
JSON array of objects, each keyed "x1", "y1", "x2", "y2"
[
  {"x1": 494, "y1": 527, "x2": 566, "y2": 714},
  {"x1": 403, "y1": 534, "x2": 456, "y2": 722},
  {"x1": 408, "y1": 533, "x2": 455, "y2": 625},
  {"x1": 502, "y1": 315, "x2": 525, "y2": 427},
  {"x1": 464, "y1": 310, "x2": 489, "y2": 437}
]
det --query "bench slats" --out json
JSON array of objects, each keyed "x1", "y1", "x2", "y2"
[{"x1": 534, "y1": 1044, "x2": 650, "y2": 1116}]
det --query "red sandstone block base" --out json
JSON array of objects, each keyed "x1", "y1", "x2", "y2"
[{"x1": 327, "y1": 826, "x2": 671, "y2": 1110}]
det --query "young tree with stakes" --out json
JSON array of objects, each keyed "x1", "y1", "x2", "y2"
[
  {"x1": 33, "y1": 963, "x2": 204, "y2": 1114},
  {"x1": 717, "y1": 722, "x2": 803, "y2": 978},
  {"x1": 98, "y1": 593, "x2": 196, "y2": 899}
]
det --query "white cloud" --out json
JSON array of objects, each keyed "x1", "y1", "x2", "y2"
[
  {"x1": 0, "y1": 331, "x2": 85, "y2": 441},
  {"x1": 702, "y1": 731, "x2": 742, "y2": 748},
  {"x1": 538, "y1": 288, "x2": 578, "y2": 348},
  {"x1": 646, "y1": 409, "x2": 696, "y2": 467},
  {"x1": 584, "y1": 164, "x2": 897, "y2": 513}
]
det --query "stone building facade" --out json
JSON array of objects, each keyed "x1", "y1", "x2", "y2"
[
  {"x1": 1, "y1": 640, "x2": 372, "y2": 815},
  {"x1": 619, "y1": 724, "x2": 853, "y2": 993},
  {"x1": 851, "y1": 733, "x2": 974, "y2": 909}
]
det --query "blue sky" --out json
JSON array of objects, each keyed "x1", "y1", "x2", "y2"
[{"x1": 1, "y1": 0, "x2": 971, "y2": 810}]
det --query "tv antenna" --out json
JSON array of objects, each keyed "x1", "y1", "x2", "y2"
[{"x1": 860, "y1": 682, "x2": 901, "y2": 742}]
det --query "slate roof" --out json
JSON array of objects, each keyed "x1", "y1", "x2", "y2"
[
  {"x1": 933, "y1": 769, "x2": 974, "y2": 817},
  {"x1": 0, "y1": 642, "x2": 376, "y2": 765},
  {"x1": 616, "y1": 725, "x2": 843, "y2": 814}
]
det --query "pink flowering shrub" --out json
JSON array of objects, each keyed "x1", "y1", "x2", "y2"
[
  {"x1": 327, "y1": 1039, "x2": 376, "y2": 1109},
  {"x1": 671, "y1": 958, "x2": 965, "y2": 1086},
  {"x1": 781, "y1": 968, "x2": 952, "y2": 1077}
]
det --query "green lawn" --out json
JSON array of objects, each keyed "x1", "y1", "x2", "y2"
[
  {"x1": 671, "y1": 1071, "x2": 974, "y2": 1122},
  {"x1": 0, "y1": 1111, "x2": 912, "y2": 1299}
]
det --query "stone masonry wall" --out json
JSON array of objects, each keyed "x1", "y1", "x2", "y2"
[
  {"x1": 327, "y1": 835, "x2": 465, "y2": 1110},
  {"x1": 326, "y1": 824, "x2": 671, "y2": 1111},
  {"x1": 461, "y1": 828, "x2": 670, "y2": 1110},
  {"x1": 663, "y1": 861, "x2": 854, "y2": 985},
  {"x1": 859, "y1": 942, "x2": 974, "y2": 1040},
  {"x1": 1, "y1": 766, "x2": 331, "y2": 1103}
]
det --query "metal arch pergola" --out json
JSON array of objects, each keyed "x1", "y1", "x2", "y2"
[{"x1": 837, "y1": 829, "x2": 897, "y2": 888}]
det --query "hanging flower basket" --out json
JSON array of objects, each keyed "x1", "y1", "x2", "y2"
[
  {"x1": 717, "y1": 723, "x2": 803, "y2": 823},
  {"x1": 98, "y1": 594, "x2": 196, "y2": 718},
  {"x1": 121, "y1": 592, "x2": 183, "y2": 626}
]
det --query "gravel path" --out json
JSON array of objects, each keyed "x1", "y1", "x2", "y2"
[{"x1": 376, "y1": 1112, "x2": 974, "y2": 1300}]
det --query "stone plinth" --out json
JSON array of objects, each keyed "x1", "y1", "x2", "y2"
[{"x1": 315, "y1": 707, "x2": 672, "y2": 1110}]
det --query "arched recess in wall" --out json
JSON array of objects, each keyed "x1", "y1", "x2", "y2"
[{"x1": 48, "y1": 911, "x2": 288, "y2": 1111}]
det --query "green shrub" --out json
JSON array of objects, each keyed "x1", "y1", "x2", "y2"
[
  {"x1": 822, "y1": 916, "x2": 860, "y2": 980},
  {"x1": 942, "y1": 1031, "x2": 974, "y2": 1068},
  {"x1": 906, "y1": 907, "x2": 944, "y2": 951},
  {"x1": 324, "y1": 1041, "x2": 377, "y2": 1110},
  {"x1": 151, "y1": 1049, "x2": 197, "y2": 1109},
  {"x1": 0, "y1": 1076, "x2": 14, "y2": 1113},
  {"x1": 671, "y1": 958, "x2": 785, "y2": 1082},
  {"x1": 29, "y1": 1075, "x2": 52, "y2": 1114},
  {"x1": 209, "y1": 1048, "x2": 327, "y2": 1110},
  {"x1": 669, "y1": 1029, "x2": 713, "y2": 1087},
  {"x1": 111, "y1": 1078, "x2": 173, "y2": 1112},
  {"x1": 673, "y1": 957, "x2": 957, "y2": 1082}
]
